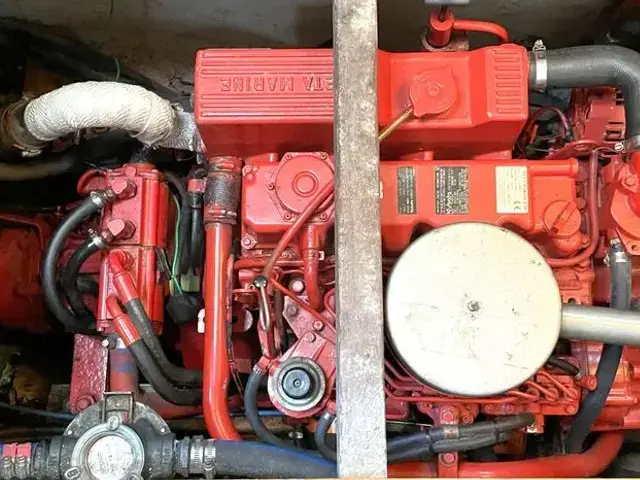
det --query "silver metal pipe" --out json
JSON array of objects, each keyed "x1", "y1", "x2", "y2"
[
  {"x1": 561, "y1": 304, "x2": 640, "y2": 345},
  {"x1": 333, "y1": 0, "x2": 387, "y2": 476}
]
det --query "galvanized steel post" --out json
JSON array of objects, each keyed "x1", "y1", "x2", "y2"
[{"x1": 333, "y1": 0, "x2": 387, "y2": 476}]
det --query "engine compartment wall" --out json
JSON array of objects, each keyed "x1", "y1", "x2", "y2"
[{"x1": 0, "y1": 0, "x2": 610, "y2": 89}]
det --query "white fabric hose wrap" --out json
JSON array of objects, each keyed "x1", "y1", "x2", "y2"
[{"x1": 23, "y1": 81, "x2": 200, "y2": 150}]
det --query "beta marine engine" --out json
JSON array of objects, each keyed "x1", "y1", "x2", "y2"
[{"x1": 4, "y1": 5, "x2": 640, "y2": 479}]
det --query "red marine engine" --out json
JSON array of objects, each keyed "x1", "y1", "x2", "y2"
[
  {"x1": 8, "y1": 7, "x2": 640, "y2": 480},
  {"x1": 188, "y1": 19, "x2": 640, "y2": 477}
]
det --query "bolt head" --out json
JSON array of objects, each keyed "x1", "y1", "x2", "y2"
[
  {"x1": 313, "y1": 320, "x2": 324, "y2": 331},
  {"x1": 304, "y1": 332, "x2": 316, "y2": 342},
  {"x1": 285, "y1": 304, "x2": 299, "y2": 317},
  {"x1": 102, "y1": 338, "x2": 112, "y2": 348},
  {"x1": 107, "y1": 415, "x2": 121, "y2": 431}
]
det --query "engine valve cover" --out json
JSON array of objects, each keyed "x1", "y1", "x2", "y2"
[{"x1": 386, "y1": 222, "x2": 562, "y2": 397}]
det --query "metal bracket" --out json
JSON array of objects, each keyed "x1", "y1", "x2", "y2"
[{"x1": 100, "y1": 392, "x2": 135, "y2": 423}]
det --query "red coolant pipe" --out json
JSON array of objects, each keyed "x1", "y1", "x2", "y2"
[
  {"x1": 202, "y1": 157, "x2": 243, "y2": 440},
  {"x1": 203, "y1": 223, "x2": 241, "y2": 440},
  {"x1": 388, "y1": 432, "x2": 623, "y2": 478}
]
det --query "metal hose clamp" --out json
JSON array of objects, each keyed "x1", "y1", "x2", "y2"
[{"x1": 532, "y1": 39, "x2": 548, "y2": 91}]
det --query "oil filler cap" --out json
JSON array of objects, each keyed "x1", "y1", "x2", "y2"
[{"x1": 386, "y1": 222, "x2": 562, "y2": 397}]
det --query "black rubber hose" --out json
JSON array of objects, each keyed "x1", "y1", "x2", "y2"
[
  {"x1": 245, "y1": 367, "x2": 304, "y2": 450},
  {"x1": 164, "y1": 171, "x2": 191, "y2": 275},
  {"x1": 529, "y1": 45, "x2": 640, "y2": 142},
  {"x1": 189, "y1": 191, "x2": 204, "y2": 271},
  {"x1": 315, "y1": 411, "x2": 337, "y2": 462},
  {"x1": 316, "y1": 413, "x2": 533, "y2": 462},
  {"x1": 386, "y1": 413, "x2": 533, "y2": 454},
  {"x1": 41, "y1": 194, "x2": 106, "y2": 333},
  {"x1": 127, "y1": 340, "x2": 201, "y2": 406},
  {"x1": 547, "y1": 356, "x2": 581, "y2": 377},
  {"x1": 124, "y1": 299, "x2": 202, "y2": 387},
  {"x1": 214, "y1": 440, "x2": 336, "y2": 478},
  {"x1": 565, "y1": 241, "x2": 631, "y2": 453},
  {"x1": 387, "y1": 433, "x2": 510, "y2": 464},
  {"x1": 61, "y1": 236, "x2": 99, "y2": 317}
]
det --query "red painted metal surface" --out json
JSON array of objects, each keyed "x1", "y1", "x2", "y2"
[
  {"x1": 195, "y1": 45, "x2": 528, "y2": 159},
  {"x1": 69, "y1": 334, "x2": 108, "y2": 413},
  {"x1": 78, "y1": 163, "x2": 170, "y2": 333},
  {"x1": 0, "y1": 213, "x2": 53, "y2": 332}
]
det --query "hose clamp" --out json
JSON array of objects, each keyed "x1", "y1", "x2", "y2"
[
  {"x1": 90, "y1": 190, "x2": 116, "y2": 209},
  {"x1": 88, "y1": 229, "x2": 107, "y2": 250},
  {"x1": 532, "y1": 39, "x2": 548, "y2": 91}
]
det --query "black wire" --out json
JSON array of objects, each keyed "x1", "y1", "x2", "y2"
[{"x1": 164, "y1": 171, "x2": 191, "y2": 276}]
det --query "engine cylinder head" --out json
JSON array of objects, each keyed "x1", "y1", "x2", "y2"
[{"x1": 386, "y1": 222, "x2": 562, "y2": 397}]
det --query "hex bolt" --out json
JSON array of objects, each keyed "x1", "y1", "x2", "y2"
[
  {"x1": 441, "y1": 453, "x2": 456, "y2": 466},
  {"x1": 624, "y1": 175, "x2": 638, "y2": 188},
  {"x1": 285, "y1": 304, "x2": 299, "y2": 317},
  {"x1": 76, "y1": 395, "x2": 94, "y2": 411},
  {"x1": 290, "y1": 278, "x2": 305, "y2": 293},
  {"x1": 313, "y1": 320, "x2": 324, "y2": 331},
  {"x1": 304, "y1": 332, "x2": 316, "y2": 343}
]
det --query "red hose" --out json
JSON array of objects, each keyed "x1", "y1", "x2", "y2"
[
  {"x1": 203, "y1": 223, "x2": 241, "y2": 440},
  {"x1": 546, "y1": 150, "x2": 599, "y2": 268},
  {"x1": 452, "y1": 19, "x2": 509, "y2": 43},
  {"x1": 388, "y1": 432, "x2": 622, "y2": 478}
]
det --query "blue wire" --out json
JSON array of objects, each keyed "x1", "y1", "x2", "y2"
[{"x1": 0, "y1": 401, "x2": 75, "y2": 422}]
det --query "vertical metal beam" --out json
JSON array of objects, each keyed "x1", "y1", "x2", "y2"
[{"x1": 333, "y1": 0, "x2": 387, "y2": 477}]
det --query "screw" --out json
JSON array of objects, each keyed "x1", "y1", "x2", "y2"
[
  {"x1": 289, "y1": 430, "x2": 304, "y2": 440},
  {"x1": 304, "y1": 332, "x2": 316, "y2": 343},
  {"x1": 467, "y1": 301, "x2": 480, "y2": 312},
  {"x1": 66, "y1": 430, "x2": 73, "y2": 436},
  {"x1": 290, "y1": 279, "x2": 305, "y2": 293},
  {"x1": 313, "y1": 320, "x2": 324, "y2": 331},
  {"x1": 284, "y1": 153, "x2": 293, "y2": 160},
  {"x1": 319, "y1": 213, "x2": 328, "y2": 221},
  {"x1": 441, "y1": 453, "x2": 456, "y2": 466},
  {"x1": 107, "y1": 415, "x2": 121, "y2": 431},
  {"x1": 64, "y1": 467, "x2": 81, "y2": 480},
  {"x1": 160, "y1": 427, "x2": 167, "y2": 434},
  {"x1": 285, "y1": 304, "x2": 299, "y2": 316},
  {"x1": 441, "y1": 409, "x2": 454, "y2": 423},
  {"x1": 624, "y1": 176, "x2": 638, "y2": 188},
  {"x1": 284, "y1": 213, "x2": 292, "y2": 221},
  {"x1": 267, "y1": 183, "x2": 275, "y2": 190},
  {"x1": 241, "y1": 235, "x2": 254, "y2": 247},
  {"x1": 615, "y1": 141, "x2": 626, "y2": 153}
]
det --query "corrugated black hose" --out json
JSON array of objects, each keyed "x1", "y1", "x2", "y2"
[{"x1": 529, "y1": 45, "x2": 640, "y2": 144}]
